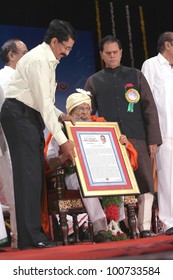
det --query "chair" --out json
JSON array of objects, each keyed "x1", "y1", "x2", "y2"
[
  {"x1": 124, "y1": 195, "x2": 138, "y2": 239},
  {"x1": 46, "y1": 167, "x2": 93, "y2": 245},
  {"x1": 124, "y1": 194, "x2": 160, "y2": 238}
]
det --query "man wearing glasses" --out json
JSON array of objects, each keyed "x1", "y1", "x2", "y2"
[
  {"x1": 0, "y1": 19, "x2": 77, "y2": 250},
  {"x1": 0, "y1": 39, "x2": 28, "y2": 94}
]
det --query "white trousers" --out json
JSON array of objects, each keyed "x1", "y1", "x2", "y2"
[
  {"x1": 118, "y1": 196, "x2": 125, "y2": 222},
  {"x1": 65, "y1": 173, "x2": 125, "y2": 233},
  {"x1": 0, "y1": 128, "x2": 17, "y2": 243},
  {"x1": 56, "y1": 213, "x2": 88, "y2": 235},
  {"x1": 0, "y1": 203, "x2": 7, "y2": 241},
  {"x1": 156, "y1": 138, "x2": 173, "y2": 231},
  {"x1": 65, "y1": 173, "x2": 106, "y2": 223},
  {"x1": 137, "y1": 192, "x2": 154, "y2": 231}
]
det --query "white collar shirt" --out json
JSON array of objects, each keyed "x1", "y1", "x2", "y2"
[
  {"x1": 0, "y1": 65, "x2": 15, "y2": 96},
  {"x1": 142, "y1": 53, "x2": 173, "y2": 137},
  {"x1": 6, "y1": 42, "x2": 67, "y2": 145}
]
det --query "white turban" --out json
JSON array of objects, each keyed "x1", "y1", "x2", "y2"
[{"x1": 66, "y1": 90, "x2": 91, "y2": 114}]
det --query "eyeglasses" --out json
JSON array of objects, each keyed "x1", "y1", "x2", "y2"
[
  {"x1": 61, "y1": 42, "x2": 73, "y2": 52},
  {"x1": 76, "y1": 107, "x2": 92, "y2": 113}
]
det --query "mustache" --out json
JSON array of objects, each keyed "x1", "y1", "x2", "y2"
[
  {"x1": 61, "y1": 52, "x2": 67, "y2": 57},
  {"x1": 76, "y1": 117, "x2": 90, "y2": 122}
]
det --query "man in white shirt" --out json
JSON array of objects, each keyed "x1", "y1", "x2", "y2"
[
  {"x1": 0, "y1": 39, "x2": 28, "y2": 95},
  {"x1": 0, "y1": 19, "x2": 77, "y2": 250},
  {"x1": 141, "y1": 31, "x2": 173, "y2": 235},
  {"x1": 0, "y1": 39, "x2": 28, "y2": 248}
]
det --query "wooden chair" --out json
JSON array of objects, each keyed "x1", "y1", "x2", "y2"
[
  {"x1": 124, "y1": 195, "x2": 138, "y2": 239},
  {"x1": 46, "y1": 167, "x2": 93, "y2": 245},
  {"x1": 47, "y1": 168, "x2": 159, "y2": 242},
  {"x1": 124, "y1": 194, "x2": 160, "y2": 238}
]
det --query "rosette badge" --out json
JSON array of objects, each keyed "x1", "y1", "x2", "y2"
[{"x1": 125, "y1": 83, "x2": 140, "y2": 112}]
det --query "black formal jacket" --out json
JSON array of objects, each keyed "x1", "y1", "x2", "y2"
[
  {"x1": 84, "y1": 66, "x2": 162, "y2": 194},
  {"x1": 84, "y1": 65, "x2": 162, "y2": 147}
]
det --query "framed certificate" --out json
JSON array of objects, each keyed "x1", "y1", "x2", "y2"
[{"x1": 64, "y1": 121, "x2": 140, "y2": 197}]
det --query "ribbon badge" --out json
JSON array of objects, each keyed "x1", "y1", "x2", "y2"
[{"x1": 125, "y1": 88, "x2": 140, "y2": 112}]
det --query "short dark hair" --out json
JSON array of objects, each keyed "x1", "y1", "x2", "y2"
[
  {"x1": 98, "y1": 35, "x2": 122, "y2": 51},
  {"x1": 157, "y1": 31, "x2": 173, "y2": 53},
  {"x1": 0, "y1": 39, "x2": 20, "y2": 64},
  {"x1": 44, "y1": 19, "x2": 77, "y2": 44}
]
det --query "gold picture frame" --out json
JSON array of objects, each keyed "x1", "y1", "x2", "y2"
[{"x1": 64, "y1": 121, "x2": 140, "y2": 197}]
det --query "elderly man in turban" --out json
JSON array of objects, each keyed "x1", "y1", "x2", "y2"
[{"x1": 45, "y1": 90, "x2": 127, "y2": 243}]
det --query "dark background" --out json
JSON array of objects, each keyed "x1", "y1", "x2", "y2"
[{"x1": 1, "y1": 0, "x2": 173, "y2": 70}]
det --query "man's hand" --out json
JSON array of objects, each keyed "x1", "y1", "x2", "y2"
[
  {"x1": 59, "y1": 113, "x2": 75, "y2": 125},
  {"x1": 60, "y1": 140, "x2": 76, "y2": 166},
  {"x1": 149, "y1": 144, "x2": 158, "y2": 156}
]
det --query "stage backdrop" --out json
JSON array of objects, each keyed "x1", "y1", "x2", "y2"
[{"x1": 0, "y1": 24, "x2": 96, "y2": 112}]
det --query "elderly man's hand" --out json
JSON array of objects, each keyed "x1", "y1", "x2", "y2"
[
  {"x1": 119, "y1": 134, "x2": 128, "y2": 146},
  {"x1": 59, "y1": 113, "x2": 75, "y2": 125},
  {"x1": 60, "y1": 140, "x2": 76, "y2": 166}
]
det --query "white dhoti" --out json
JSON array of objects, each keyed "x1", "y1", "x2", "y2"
[
  {"x1": 156, "y1": 138, "x2": 173, "y2": 231},
  {"x1": 0, "y1": 203, "x2": 7, "y2": 243},
  {"x1": 55, "y1": 173, "x2": 106, "y2": 235},
  {"x1": 118, "y1": 196, "x2": 125, "y2": 222},
  {"x1": 0, "y1": 127, "x2": 17, "y2": 245},
  {"x1": 65, "y1": 173, "x2": 106, "y2": 223},
  {"x1": 56, "y1": 213, "x2": 88, "y2": 235}
]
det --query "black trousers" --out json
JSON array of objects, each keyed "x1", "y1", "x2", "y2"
[
  {"x1": 130, "y1": 138, "x2": 154, "y2": 194},
  {"x1": 0, "y1": 99, "x2": 48, "y2": 249}
]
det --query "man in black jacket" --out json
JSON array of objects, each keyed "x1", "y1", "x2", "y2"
[{"x1": 84, "y1": 35, "x2": 162, "y2": 238}]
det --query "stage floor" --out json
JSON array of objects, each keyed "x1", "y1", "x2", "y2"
[{"x1": 1, "y1": 234, "x2": 173, "y2": 260}]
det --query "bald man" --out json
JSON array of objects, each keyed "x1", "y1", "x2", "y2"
[{"x1": 0, "y1": 39, "x2": 28, "y2": 248}]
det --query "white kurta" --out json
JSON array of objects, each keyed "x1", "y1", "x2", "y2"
[
  {"x1": 142, "y1": 53, "x2": 173, "y2": 231},
  {"x1": 0, "y1": 66, "x2": 14, "y2": 95}
]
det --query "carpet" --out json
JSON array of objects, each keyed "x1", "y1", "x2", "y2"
[{"x1": 0, "y1": 234, "x2": 173, "y2": 260}]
